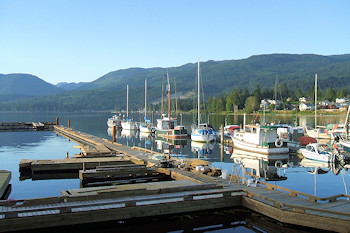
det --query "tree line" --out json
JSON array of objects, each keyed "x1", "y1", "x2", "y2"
[{"x1": 205, "y1": 84, "x2": 350, "y2": 113}]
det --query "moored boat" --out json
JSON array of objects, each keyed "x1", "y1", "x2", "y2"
[
  {"x1": 107, "y1": 114, "x2": 122, "y2": 128},
  {"x1": 231, "y1": 124, "x2": 289, "y2": 155},
  {"x1": 190, "y1": 59, "x2": 216, "y2": 142},
  {"x1": 298, "y1": 143, "x2": 341, "y2": 163},
  {"x1": 156, "y1": 115, "x2": 188, "y2": 139},
  {"x1": 121, "y1": 84, "x2": 137, "y2": 130},
  {"x1": 156, "y1": 73, "x2": 188, "y2": 139}
]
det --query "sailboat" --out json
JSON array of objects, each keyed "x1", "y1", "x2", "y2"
[
  {"x1": 139, "y1": 79, "x2": 155, "y2": 133},
  {"x1": 191, "y1": 59, "x2": 216, "y2": 142},
  {"x1": 305, "y1": 74, "x2": 332, "y2": 140},
  {"x1": 121, "y1": 84, "x2": 137, "y2": 130},
  {"x1": 155, "y1": 73, "x2": 188, "y2": 139}
]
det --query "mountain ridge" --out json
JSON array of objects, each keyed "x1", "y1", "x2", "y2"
[{"x1": 1, "y1": 53, "x2": 350, "y2": 111}]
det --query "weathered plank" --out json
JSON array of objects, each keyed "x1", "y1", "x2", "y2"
[{"x1": 0, "y1": 171, "x2": 11, "y2": 199}]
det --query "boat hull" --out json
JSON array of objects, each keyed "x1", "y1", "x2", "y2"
[
  {"x1": 191, "y1": 133, "x2": 215, "y2": 142},
  {"x1": 299, "y1": 150, "x2": 331, "y2": 163},
  {"x1": 156, "y1": 129, "x2": 188, "y2": 139},
  {"x1": 231, "y1": 136, "x2": 289, "y2": 155},
  {"x1": 121, "y1": 121, "x2": 137, "y2": 130}
]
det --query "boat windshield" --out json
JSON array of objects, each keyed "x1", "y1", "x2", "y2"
[{"x1": 317, "y1": 144, "x2": 331, "y2": 153}]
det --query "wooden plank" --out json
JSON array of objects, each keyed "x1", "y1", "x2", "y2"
[{"x1": 0, "y1": 171, "x2": 11, "y2": 199}]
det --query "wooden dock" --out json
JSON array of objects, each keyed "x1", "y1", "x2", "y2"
[
  {"x1": 0, "y1": 171, "x2": 11, "y2": 200},
  {"x1": 1, "y1": 125, "x2": 350, "y2": 232},
  {"x1": 0, "y1": 122, "x2": 55, "y2": 131}
]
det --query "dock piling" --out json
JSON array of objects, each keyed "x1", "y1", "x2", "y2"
[{"x1": 112, "y1": 126, "x2": 116, "y2": 142}]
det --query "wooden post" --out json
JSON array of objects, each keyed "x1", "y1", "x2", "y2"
[
  {"x1": 83, "y1": 162, "x2": 86, "y2": 171},
  {"x1": 220, "y1": 124, "x2": 224, "y2": 162},
  {"x1": 66, "y1": 152, "x2": 69, "y2": 158},
  {"x1": 56, "y1": 117, "x2": 59, "y2": 125},
  {"x1": 68, "y1": 119, "x2": 71, "y2": 128},
  {"x1": 112, "y1": 126, "x2": 116, "y2": 142}
]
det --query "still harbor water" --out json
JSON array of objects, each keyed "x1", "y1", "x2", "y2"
[{"x1": 1, "y1": 111, "x2": 350, "y2": 232}]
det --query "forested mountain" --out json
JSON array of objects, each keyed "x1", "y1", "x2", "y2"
[
  {"x1": 1, "y1": 54, "x2": 350, "y2": 112},
  {"x1": 0, "y1": 73, "x2": 63, "y2": 96},
  {"x1": 56, "y1": 82, "x2": 88, "y2": 91}
]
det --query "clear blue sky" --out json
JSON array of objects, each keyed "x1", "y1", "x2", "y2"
[{"x1": 1, "y1": 0, "x2": 349, "y2": 84}]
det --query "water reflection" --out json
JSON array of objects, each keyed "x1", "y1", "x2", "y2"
[
  {"x1": 155, "y1": 136, "x2": 187, "y2": 158},
  {"x1": 0, "y1": 131, "x2": 54, "y2": 148},
  {"x1": 231, "y1": 149, "x2": 288, "y2": 182},
  {"x1": 191, "y1": 141, "x2": 215, "y2": 159}
]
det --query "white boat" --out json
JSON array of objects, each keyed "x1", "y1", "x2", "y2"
[
  {"x1": 305, "y1": 125, "x2": 331, "y2": 140},
  {"x1": 231, "y1": 124, "x2": 289, "y2": 155},
  {"x1": 139, "y1": 79, "x2": 155, "y2": 133},
  {"x1": 155, "y1": 73, "x2": 188, "y2": 139},
  {"x1": 304, "y1": 74, "x2": 332, "y2": 140},
  {"x1": 121, "y1": 84, "x2": 137, "y2": 130},
  {"x1": 107, "y1": 114, "x2": 122, "y2": 128},
  {"x1": 299, "y1": 143, "x2": 339, "y2": 163},
  {"x1": 190, "y1": 59, "x2": 216, "y2": 142}
]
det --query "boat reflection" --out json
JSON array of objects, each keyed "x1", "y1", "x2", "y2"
[
  {"x1": 300, "y1": 158, "x2": 343, "y2": 176},
  {"x1": 299, "y1": 158, "x2": 345, "y2": 196},
  {"x1": 155, "y1": 136, "x2": 187, "y2": 158},
  {"x1": 231, "y1": 148, "x2": 289, "y2": 182},
  {"x1": 191, "y1": 141, "x2": 215, "y2": 159},
  {"x1": 107, "y1": 127, "x2": 122, "y2": 139}
]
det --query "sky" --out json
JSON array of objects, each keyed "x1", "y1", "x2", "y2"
[{"x1": 0, "y1": 0, "x2": 349, "y2": 85}]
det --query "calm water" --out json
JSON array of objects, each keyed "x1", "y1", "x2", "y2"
[{"x1": 0, "y1": 111, "x2": 349, "y2": 231}]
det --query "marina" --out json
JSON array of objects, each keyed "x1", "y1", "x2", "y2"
[{"x1": 1, "y1": 112, "x2": 350, "y2": 232}]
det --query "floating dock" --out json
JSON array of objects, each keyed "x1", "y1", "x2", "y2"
[
  {"x1": 0, "y1": 171, "x2": 11, "y2": 200},
  {"x1": 0, "y1": 122, "x2": 55, "y2": 131},
  {"x1": 1, "y1": 125, "x2": 350, "y2": 232}
]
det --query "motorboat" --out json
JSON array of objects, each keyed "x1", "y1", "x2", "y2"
[
  {"x1": 231, "y1": 124, "x2": 289, "y2": 155},
  {"x1": 298, "y1": 143, "x2": 340, "y2": 163}
]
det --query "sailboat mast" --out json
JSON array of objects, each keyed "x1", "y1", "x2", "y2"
[
  {"x1": 315, "y1": 74, "x2": 317, "y2": 127},
  {"x1": 274, "y1": 76, "x2": 277, "y2": 111},
  {"x1": 345, "y1": 105, "x2": 350, "y2": 138},
  {"x1": 161, "y1": 76, "x2": 164, "y2": 114},
  {"x1": 197, "y1": 59, "x2": 201, "y2": 126},
  {"x1": 167, "y1": 73, "x2": 171, "y2": 120},
  {"x1": 126, "y1": 84, "x2": 129, "y2": 118},
  {"x1": 174, "y1": 77, "x2": 178, "y2": 115},
  {"x1": 144, "y1": 79, "x2": 147, "y2": 121}
]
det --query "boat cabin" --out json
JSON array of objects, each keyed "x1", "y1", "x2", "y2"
[
  {"x1": 156, "y1": 117, "x2": 177, "y2": 130},
  {"x1": 235, "y1": 124, "x2": 280, "y2": 146}
]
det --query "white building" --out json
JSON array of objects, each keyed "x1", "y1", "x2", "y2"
[
  {"x1": 299, "y1": 103, "x2": 315, "y2": 111},
  {"x1": 336, "y1": 97, "x2": 349, "y2": 104}
]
